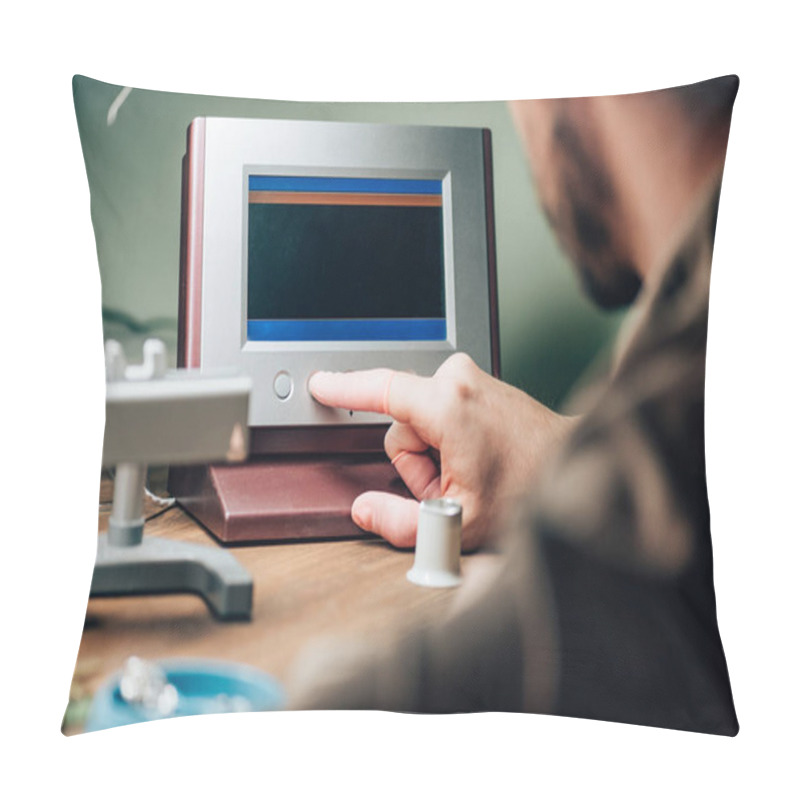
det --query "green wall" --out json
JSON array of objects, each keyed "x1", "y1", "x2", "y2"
[{"x1": 74, "y1": 75, "x2": 622, "y2": 409}]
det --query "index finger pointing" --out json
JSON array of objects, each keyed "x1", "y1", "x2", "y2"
[{"x1": 308, "y1": 369, "x2": 435, "y2": 427}]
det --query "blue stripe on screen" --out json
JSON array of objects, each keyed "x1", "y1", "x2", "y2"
[{"x1": 247, "y1": 318, "x2": 447, "y2": 341}]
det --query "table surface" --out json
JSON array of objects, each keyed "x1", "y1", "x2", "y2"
[{"x1": 68, "y1": 477, "x2": 494, "y2": 729}]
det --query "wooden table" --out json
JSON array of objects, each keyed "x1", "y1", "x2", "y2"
[{"x1": 67, "y1": 479, "x2": 493, "y2": 730}]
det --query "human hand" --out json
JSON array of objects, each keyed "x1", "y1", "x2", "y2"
[{"x1": 308, "y1": 353, "x2": 577, "y2": 550}]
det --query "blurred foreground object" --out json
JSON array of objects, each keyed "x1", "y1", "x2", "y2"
[{"x1": 85, "y1": 657, "x2": 284, "y2": 731}]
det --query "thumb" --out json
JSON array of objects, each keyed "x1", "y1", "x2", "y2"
[{"x1": 352, "y1": 492, "x2": 419, "y2": 549}]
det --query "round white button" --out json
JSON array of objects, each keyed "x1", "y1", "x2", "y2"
[{"x1": 273, "y1": 371, "x2": 293, "y2": 400}]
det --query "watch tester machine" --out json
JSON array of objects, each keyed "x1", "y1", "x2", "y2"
[{"x1": 170, "y1": 118, "x2": 499, "y2": 542}]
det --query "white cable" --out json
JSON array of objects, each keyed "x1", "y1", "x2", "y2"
[
  {"x1": 144, "y1": 485, "x2": 176, "y2": 508},
  {"x1": 107, "y1": 86, "x2": 133, "y2": 126}
]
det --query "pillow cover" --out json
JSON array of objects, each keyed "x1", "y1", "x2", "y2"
[{"x1": 67, "y1": 74, "x2": 738, "y2": 735}]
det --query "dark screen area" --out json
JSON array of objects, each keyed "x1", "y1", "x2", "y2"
[{"x1": 247, "y1": 204, "x2": 445, "y2": 320}]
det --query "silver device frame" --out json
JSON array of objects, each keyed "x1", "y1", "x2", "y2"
[{"x1": 196, "y1": 118, "x2": 494, "y2": 428}]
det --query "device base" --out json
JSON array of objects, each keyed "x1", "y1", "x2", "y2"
[
  {"x1": 168, "y1": 454, "x2": 408, "y2": 544},
  {"x1": 91, "y1": 534, "x2": 254, "y2": 620}
]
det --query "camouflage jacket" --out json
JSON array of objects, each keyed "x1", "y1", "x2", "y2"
[{"x1": 294, "y1": 184, "x2": 738, "y2": 736}]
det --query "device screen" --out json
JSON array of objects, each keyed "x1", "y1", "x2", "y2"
[{"x1": 246, "y1": 175, "x2": 446, "y2": 341}]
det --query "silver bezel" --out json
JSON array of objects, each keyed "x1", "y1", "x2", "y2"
[{"x1": 198, "y1": 118, "x2": 492, "y2": 427}]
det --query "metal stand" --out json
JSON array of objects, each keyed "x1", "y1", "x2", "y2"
[
  {"x1": 91, "y1": 340, "x2": 255, "y2": 621},
  {"x1": 91, "y1": 535, "x2": 253, "y2": 620},
  {"x1": 91, "y1": 461, "x2": 253, "y2": 620}
]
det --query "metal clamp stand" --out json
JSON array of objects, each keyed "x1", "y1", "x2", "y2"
[{"x1": 91, "y1": 340, "x2": 254, "y2": 620}]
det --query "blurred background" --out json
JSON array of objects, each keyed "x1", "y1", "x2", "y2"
[{"x1": 73, "y1": 75, "x2": 623, "y2": 409}]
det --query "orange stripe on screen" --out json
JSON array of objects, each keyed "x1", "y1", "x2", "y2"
[{"x1": 249, "y1": 191, "x2": 442, "y2": 207}]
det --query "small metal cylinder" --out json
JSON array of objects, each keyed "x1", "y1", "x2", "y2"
[
  {"x1": 108, "y1": 462, "x2": 147, "y2": 547},
  {"x1": 407, "y1": 497, "x2": 463, "y2": 588}
]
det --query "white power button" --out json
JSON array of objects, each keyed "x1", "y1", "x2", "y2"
[{"x1": 273, "y1": 371, "x2": 293, "y2": 400}]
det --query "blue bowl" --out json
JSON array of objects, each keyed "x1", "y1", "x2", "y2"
[{"x1": 85, "y1": 659, "x2": 285, "y2": 732}]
